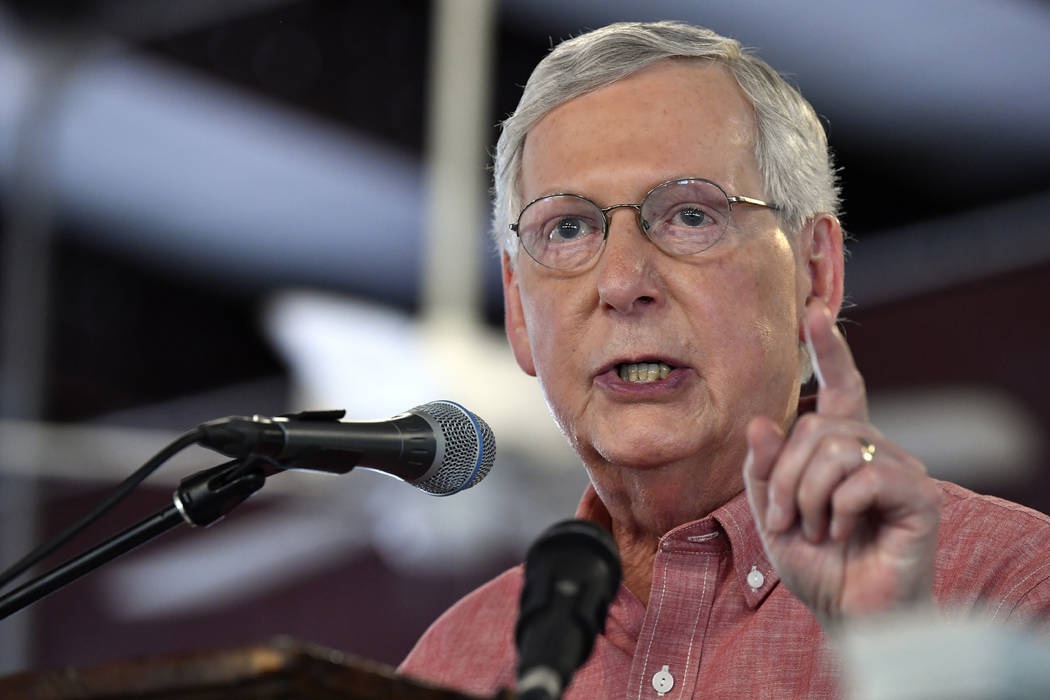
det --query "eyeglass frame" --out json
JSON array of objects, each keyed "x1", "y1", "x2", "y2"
[{"x1": 509, "y1": 177, "x2": 782, "y2": 270}]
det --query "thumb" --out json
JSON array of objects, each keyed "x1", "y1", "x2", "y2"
[{"x1": 743, "y1": 416, "x2": 785, "y2": 530}]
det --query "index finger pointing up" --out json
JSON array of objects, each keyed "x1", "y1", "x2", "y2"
[{"x1": 805, "y1": 298, "x2": 868, "y2": 421}]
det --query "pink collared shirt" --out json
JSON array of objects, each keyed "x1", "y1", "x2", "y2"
[{"x1": 399, "y1": 481, "x2": 1050, "y2": 698}]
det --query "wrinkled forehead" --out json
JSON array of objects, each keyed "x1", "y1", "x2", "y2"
[{"x1": 520, "y1": 60, "x2": 761, "y2": 202}]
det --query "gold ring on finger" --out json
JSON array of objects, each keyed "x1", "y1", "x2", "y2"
[{"x1": 858, "y1": 437, "x2": 876, "y2": 464}]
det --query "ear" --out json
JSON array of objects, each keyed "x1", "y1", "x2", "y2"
[
  {"x1": 502, "y1": 252, "x2": 537, "y2": 376},
  {"x1": 800, "y1": 213, "x2": 845, "y2": 322}
]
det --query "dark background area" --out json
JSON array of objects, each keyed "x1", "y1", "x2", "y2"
[{"x1": 28, "y1": 0, "x2": 1050, "y2": 421}]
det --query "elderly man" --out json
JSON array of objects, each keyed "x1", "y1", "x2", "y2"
[{"x1": 400, "y1": 20, "x2": 1050, "y2": 697}]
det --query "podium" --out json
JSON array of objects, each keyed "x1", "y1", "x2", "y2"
[{"x1": 0, "y1": 637, "x2": 514, "y2": 699}]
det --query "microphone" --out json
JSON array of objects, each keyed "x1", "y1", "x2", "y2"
[
  {"x1": 515, "y1": 519, "x2": 622, "y2": 700},
  {"x1": 195, "y1": 400, "x2": 495, "y2": 496}
]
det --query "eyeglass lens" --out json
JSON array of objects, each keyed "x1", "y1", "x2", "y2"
[{"x1": 516, "y1": 179, "x2": 733, "y2": 270}]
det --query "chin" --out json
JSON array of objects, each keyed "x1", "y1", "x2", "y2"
[
  {"x1": 590, "y1": 431, "x2": 702, "y2": 471},
  {"x1": 560, "y1": 402, "x2": 711, "y2": 468}
]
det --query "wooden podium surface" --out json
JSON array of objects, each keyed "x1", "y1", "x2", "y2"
[{"x1": 0, "y1": 637, "x2": 513, "y2": 699}]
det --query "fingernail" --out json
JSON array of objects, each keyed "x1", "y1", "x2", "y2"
[
  {"x1": 829, "y1": 517, "x2": 843, "y2": 541},
  {"x1": 802, "y1": 521, "x2": 815, "y2": 543},
  {"x1": 804, "y1": 319, "x2": 826, "y2": 389}
]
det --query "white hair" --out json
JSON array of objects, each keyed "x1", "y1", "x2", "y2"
[{"x1": 492, "y1": 20, "x2": 841, "y2": 261}]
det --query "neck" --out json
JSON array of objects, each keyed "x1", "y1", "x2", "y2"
[{"x1": 585, "y1": 456, "x2": 744, "y2": 606}]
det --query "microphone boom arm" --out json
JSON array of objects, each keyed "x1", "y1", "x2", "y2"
[{"x1": 0, "y1": 457, "x2": 269, "y2": 620}]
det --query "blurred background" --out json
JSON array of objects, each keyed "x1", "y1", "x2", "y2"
[{"x1": 0, "y1": 0, "x2": 1048, "y2": 677}]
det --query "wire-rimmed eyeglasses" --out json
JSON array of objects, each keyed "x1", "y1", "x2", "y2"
[{"x1": 510, "y1": 177, "x2": 780, "y2": 271}]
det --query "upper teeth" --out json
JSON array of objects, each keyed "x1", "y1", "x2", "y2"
[{"x1": 618, "y1": 362, "x2": 672, "y2": 383}]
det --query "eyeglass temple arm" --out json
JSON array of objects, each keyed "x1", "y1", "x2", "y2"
[{"x1": 728, "y1": 195, "x2": 780, "y2": 211}]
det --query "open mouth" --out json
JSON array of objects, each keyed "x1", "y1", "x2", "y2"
[{"x1": 617, "y1": 361, "x2": 673, "y2": 383}]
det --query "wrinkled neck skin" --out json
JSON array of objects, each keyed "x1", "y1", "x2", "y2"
[{"x1": 580, "y1": 406, "x2": 798, "y2": 607}]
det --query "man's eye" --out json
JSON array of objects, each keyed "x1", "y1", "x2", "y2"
[
  {"x1": 674, "y1": 207, "x2": 713, "y2": 227},
  {"x1": 549, "y1": 217, "x2": 589, "y2": 241}
]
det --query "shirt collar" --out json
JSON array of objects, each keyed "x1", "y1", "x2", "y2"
[
  {"x1": 574, "y1": 484, "x2": 777, "y2": 609},
  {"x1": 711, "y1": 491, "x2": 778, "y2": 608}
]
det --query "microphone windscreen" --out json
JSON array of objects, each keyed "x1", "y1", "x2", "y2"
[
  {"x1": 410, "y1": 400, "x2": 495, "y2": 496},
  {"x1": 516, "y1": 519, "x2": 622, "y2": 695}
]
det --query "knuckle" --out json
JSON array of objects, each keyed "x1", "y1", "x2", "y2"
[
  {"x1": 904, "y1": 453, "x2": 927, "y2": 475},
  {"x1": 811, "y1": 433, "x2": 856, "y2": 468},
  {"x1": 793, "y1": 413, "x2": 822, "y2": 438},
  {"x1": 919, "y1": 478, "x2": 942, "y2": 506},
  {"x1": 823, "y1": 434, "x2": 855, "y2": 461}
]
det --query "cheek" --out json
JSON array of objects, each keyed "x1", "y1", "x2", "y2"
[
  {"x1": 517, "y1": 285, "x2": 592, "y2": 440},
  {"x1": 711, "y1": 242, "x2": 802, "y2": 376},
  {"x1": 520, "y1": 284, "x2": 584, "y2": 378},
  {"x1": 749, "y1": 253, "x2": 807, "y2": 399},
  {"x1": 754, "y1": 270, "x2": 800, "y2": 348}
]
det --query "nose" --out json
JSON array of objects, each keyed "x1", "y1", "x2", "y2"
[{"x1": 594, "y1": 207, "x2": 664, "y2": 314}]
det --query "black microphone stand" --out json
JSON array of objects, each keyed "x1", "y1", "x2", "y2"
[{"x1": 0, "y1": 457, "x2": 276, "y2": 620}]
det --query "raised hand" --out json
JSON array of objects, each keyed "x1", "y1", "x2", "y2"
[{"x1": 742, "y1": 299, "x2": 942, "y2": 627}]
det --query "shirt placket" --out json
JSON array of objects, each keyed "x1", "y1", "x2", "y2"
[{"x1": 625, "y1": 532, "x2": 723, "y2": 700}]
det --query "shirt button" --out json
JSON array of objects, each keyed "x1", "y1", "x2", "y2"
[
  {"x1": 652, "y1": 665, "x2": 674, "y2": 696},
  {"x1": 747, "y1": 565, "x2": 765, "y2": 590}
]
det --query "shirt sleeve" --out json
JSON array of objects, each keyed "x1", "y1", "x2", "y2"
[
  {"x1": 397, "y1": 566, "x2": 523, "y2": 696},
  {"x1": 1005, "y1": 571, "x2": 1050, "y2": 634},
  {"x1": 934, "y1": 481, "x2": 1050, "y2": 632}
]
